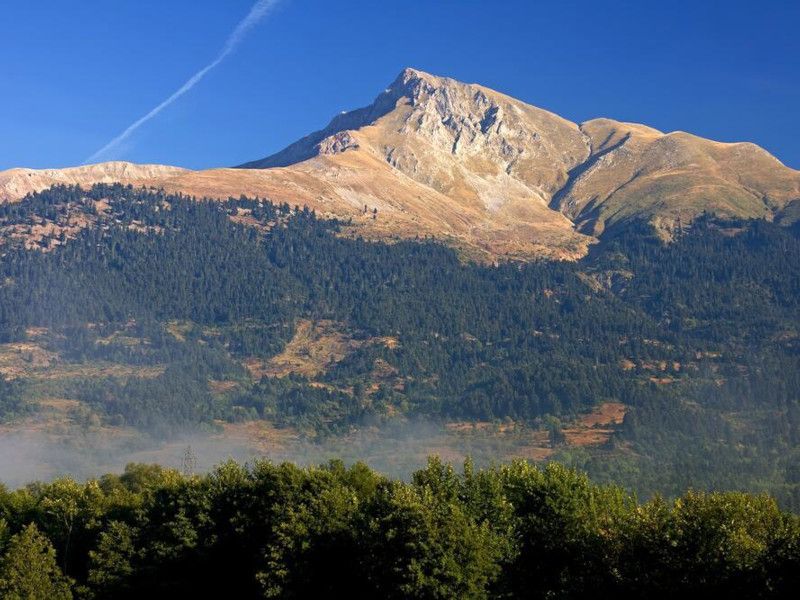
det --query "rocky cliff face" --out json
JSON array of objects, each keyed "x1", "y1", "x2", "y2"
[
  {"x1": 243, "y1": 68, "x2": 590, "y2": 211},
  {"x1": 240, "y1": 69, "x2": 585, "y2": 223},
  {"x1": 2, "y1": 68, "x2": 798, "y2": 260}
]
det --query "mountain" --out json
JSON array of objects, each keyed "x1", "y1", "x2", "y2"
[
  {"x1": 241, "y1": 68, "x2": 800, "y2": 241},
  {"x1": 235, "y1": 68, "x2": 594, "y2": 259},
  {"x1": 1, "y1": 68, "x2": 798, "y2": 259}
]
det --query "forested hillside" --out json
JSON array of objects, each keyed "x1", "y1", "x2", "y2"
[{"x1": 0, "y1": 184, "x2": 798, "y2": 506}]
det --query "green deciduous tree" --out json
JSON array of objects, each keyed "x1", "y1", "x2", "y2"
[{"x1": 0, "y1": 523, "x2": 73, "y2": 600}]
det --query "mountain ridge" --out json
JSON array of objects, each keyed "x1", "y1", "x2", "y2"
[{"x1": 2, "y1": 67, "x2": 798, "y2": 259}]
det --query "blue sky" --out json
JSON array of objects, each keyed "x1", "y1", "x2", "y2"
[{"x1": 2, "y1": 0, "x2": 799, "y2": 170}]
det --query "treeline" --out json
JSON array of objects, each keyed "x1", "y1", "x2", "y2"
[{"x1": 0, "y1": 459, "x2": 798, "y2": 599}]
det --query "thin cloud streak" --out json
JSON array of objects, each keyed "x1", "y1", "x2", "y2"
[{"x1": 85, "y1": 0, "x2": 280, "y2": 164}]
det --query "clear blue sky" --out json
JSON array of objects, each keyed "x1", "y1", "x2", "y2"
[{"x1": 2, "y1": 0, "x2": 799, "y2": 170}]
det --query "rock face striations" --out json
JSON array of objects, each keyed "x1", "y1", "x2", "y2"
[
  {"x1": 242, "y1": 68, "x2": 591, "y2": 212},
  {"x1": 235, "y1": 67, "x2": 597, "y2": 259},
  {"x1": 2, "y1": 68, "x2": 798, "y2": 260}
]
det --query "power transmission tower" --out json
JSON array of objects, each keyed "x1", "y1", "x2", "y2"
[{"x1": 181, "y1": 445, "x2": 197, "y2": 477}]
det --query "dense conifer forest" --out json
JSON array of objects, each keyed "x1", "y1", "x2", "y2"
[{"x1": 0, "y1": 184, "x2": 798, "y2": 507}]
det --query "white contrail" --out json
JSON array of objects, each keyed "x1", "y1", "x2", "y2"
[{"x1": 85, "y1": 0, "x2": 281, "y2": 164}]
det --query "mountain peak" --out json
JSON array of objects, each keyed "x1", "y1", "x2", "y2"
[
  {"x1": 391, "y1": 66, "x2": 455, "y2": 91},
  {"x1": 148, "y1": 68, "x2": 800, "y2": 255},
  {"x1": 2, "y1": 70, "x2": 798, "y2": 261},
  {"x1": 395, "y1": 66, "x2": 433, "y2": 83},
  {"x1": 237, "y1": 67, "x2": 453, "y2": 170},
  {"x1": 239, "y1": 67, "x2": 587, "y2": 173}
]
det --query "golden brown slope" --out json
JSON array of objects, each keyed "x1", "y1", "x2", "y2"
[
  {"x1": 553, "y1": 118, "x2": 800, "y2": 236},
  {"x1": 1, "y1": 68, "x2": 798, "y2": 258},
  {"x1": 238, "y1": 66, "x2": 800, "y2": 243},
  {"x1": 232, "y1": 67, "x2": 598, "y2": 259},
  {"x1": 0, "y1": 161, "x2": 188, "y2": 200}
]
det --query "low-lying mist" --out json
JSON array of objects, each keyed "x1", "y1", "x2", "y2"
[{"x1": 0, "y1": 420, "x2": 531, "y2": 488}]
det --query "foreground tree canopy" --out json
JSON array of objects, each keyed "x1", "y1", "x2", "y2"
[{"x1": 0, "y1": 459, "x2": 798, "y2": 599}]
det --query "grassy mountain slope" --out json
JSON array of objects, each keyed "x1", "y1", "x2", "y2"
[{"x1": 2, "y1": 69, "x2": 797, "y2": 259}]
